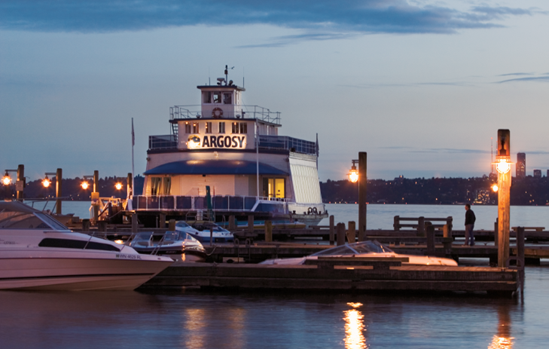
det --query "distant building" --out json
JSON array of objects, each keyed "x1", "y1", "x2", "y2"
[
  {"x1": 533, "y1": 169, "x2": 541, "y2": 178},
  {"x1": 516, "y1": 153, "x2": 526, "y2": 178}
]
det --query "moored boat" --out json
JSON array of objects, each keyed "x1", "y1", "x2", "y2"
[
  {"x1": 132, "y1": 66, "x2": 327, "y2": 227},
  {"x1": 0, "y1": 201, "x2": 173, "y2": 291},
  {"x1": 128, "y1": 230, "x2": 207, "y2": 262}
]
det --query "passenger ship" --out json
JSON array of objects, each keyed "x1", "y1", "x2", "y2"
[{"x1": 133, "y1": 67, "x2": 327, "y2": 226}]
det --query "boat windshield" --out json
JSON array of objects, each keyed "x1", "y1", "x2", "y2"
[
  {"x1": 310, "y1": 241, "x2": 393, "y2": 257},
  {"x1": 0, "y1": 211, "x2": 69, "y2": 231},
  {"x1": 193, "y1": 222, "x2": 225, "y2": 232},
  {"x1": 176, "y1": 221, "x2": 190, "y2": 228}
]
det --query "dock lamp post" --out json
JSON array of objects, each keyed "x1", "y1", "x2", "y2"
[
  {"x1": 493, "y1": 130, "x2": 512, "y2": 268},
  {"x1": 81, "y1": 171, "x2": 100, "y2": 222},
  {"x1": 2, "y1": 165, "x2": 25, "y2": 201},
  {"x1": 43, "y1": 168, "x2": 62, "y2": 215},
  {"x1": 348, "y1": 152, "x2": 367, "y2": 241}
]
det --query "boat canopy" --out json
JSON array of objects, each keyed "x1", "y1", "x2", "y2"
[{"x1": 144, "y1": 160, "x2": 288, "y2": 176}]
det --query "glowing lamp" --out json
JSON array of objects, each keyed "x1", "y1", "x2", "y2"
[
  {"x1": 42, "y1": 177, "x2": 51, "y2": 188},
  {"x1": 491, "y1": 184, "x2": 498, "y2": 192},
  {"x1": 115, "y1": 182, "x2": 123, "y2": 190},
  {"x1": 81, "y1": 181, "x2": 90, "y2": 190},
  {"x1": 2, "y1": 172, "x2": 11, "y2": 186},
  {"x1": 495, "y1": 158, "x2": 511, "y2": 174},
  {"x1": 348, "y1": 160, "x2": 359, "y2": 183}
]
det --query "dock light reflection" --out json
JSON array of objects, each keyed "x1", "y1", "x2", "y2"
[{"x1": 344, "y1": 302, "x2": 367, "y2": 349}]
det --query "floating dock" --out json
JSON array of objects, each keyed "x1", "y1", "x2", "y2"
[{"x1": 142, "y1": 258, "x2": 518, "y2": 296}]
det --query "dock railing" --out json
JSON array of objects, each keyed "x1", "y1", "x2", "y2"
[{"x1": 393, "y1": 215, "x2": 453, "y2": 237}]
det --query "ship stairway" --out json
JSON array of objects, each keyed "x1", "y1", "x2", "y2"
[{"x1": 171, "y1": 123, "x2": 178, "y2": 137}]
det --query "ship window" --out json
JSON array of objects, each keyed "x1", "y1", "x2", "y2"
[
  {"x1": 151, "y1": 177, "x2": 162, "y2": 196},
  {"x1": 263, "y1": 178, "x2": 285, "y2": 199},
  {"x1": 232, "y1": 122, "x2": 239, "y2": 134},
  {"x1": 192, "y1": 123, "x2": 199, "y2": 133},
  {"x1": 184, "y1": 122, "x2": 191, "y2": 134},
  {"x1": 203, "y1": 92, "x2": 211, "y2": 103},
  {"x1": 223, "y1": 93, "x2": 232, "y2": 104},
  {"x1": 162, "y1": 177, "x2": 171, "y2": 195},
  {"x1": 39, "y1": 238, "x2": 121, "y2": 252},
  {"x1": 205, "y1": 122, "x2": 212, "y2": 134},
  {"x1": 240, "y1": 123, "x2": 247, "y2": 134},
  {"x1": 213, "y1": 92, "x2": 221, "y2": 103},
  {"x1": 219, "y1": 122, "x2": 225, "y2": 134}
]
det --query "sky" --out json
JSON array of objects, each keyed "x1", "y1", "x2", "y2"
[{"x1": 1, "y1": 0, "x2": 549, "y2": 182}]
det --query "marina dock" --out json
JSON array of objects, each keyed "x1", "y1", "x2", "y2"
[{"x1": 142, "y1": 259, "x2": 518, "y2": 296}]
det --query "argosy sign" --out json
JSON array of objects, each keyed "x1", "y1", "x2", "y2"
[{"x1": 187, "y1": 135, "x2": 247, "y2": 149}]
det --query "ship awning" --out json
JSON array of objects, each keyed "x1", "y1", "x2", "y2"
[{"x1": 144, "y1": 160, "x2": 288, "y2": 176}]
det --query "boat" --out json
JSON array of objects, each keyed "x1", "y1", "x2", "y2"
[
  {"x1": 132, "y1": 65, "x2": 328, "y2": 227},
  {"x1": 184, "y1": 221, "x2": 234, "y2": 243},
  {"x1": 259, "y1": 240, "x2": 458, "y2": 266},
  {"x1": 0, "y1": 201, "x2": 174, "y2": 291},
  {"x1": 128, "y1": 230, "x2": 207, "y2": 262}
]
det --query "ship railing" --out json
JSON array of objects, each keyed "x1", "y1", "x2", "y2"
[
  {"x1": 149, "y1": 135, "x2": 177, "y2": 150},
  {"x1": 258, "y1": 135, "x2": 317, "y2": 155},
  {"x1": 133, "y1": 195, "x2": 290, "y2": 213},
  {"x1": 170, "y1": 105, "x2": 281, "y2": 124}
]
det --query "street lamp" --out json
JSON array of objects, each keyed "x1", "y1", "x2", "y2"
[
  {"x1": 348, "y1": 160, "x2": 359, "y2": 183},
  {"x1": 115, "y1": 182, "x2": 123, "y2": 190},
  {"x1": 43, "y1": 169, "x2": 62, "y2": 215},
  {"x1": 2, "y1": 171, "x2": 12, "y2": 186},
  {"x1": 3, "y1": 165, "x2": 25, "y2": 201}
]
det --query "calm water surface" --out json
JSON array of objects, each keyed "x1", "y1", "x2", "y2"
[{"x1": 3, "y1": 202, "x2": 547, "y2": 348}]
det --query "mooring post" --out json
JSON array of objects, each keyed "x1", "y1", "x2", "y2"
[
  {"x1": 347, "y1": 221, "x2": 356, "y2": 243},
  {"x1": 336, "y1": 223, "x2": 346, "y2": 246},
  {"x1": 248, "y1": 215, "x2": 254, "y2": 234},
  {"x1": 394, "y1": 216, "x2": 400, "y2": 231},
  {"x1": 516, "y1": 226, "x2": 525, "y2": 270},
  {"x1": 168, "y1": 219, "x2": 176, "y2": 231},
  {"x1": 265, "y1": 220, "x2": 273, "y2": 242},
  {"x1": 82, "y1": 219, "x2": 90, "y2": 231},
  {"x1": 418, "y1": 216, "x2": 425, "y2": 237},
  {"x1": 329, "y1": 215, "x2": 335, "y2": 245},
  {"x1": 159, "y1": 213, "x2": 166, "y2": 228},
  {"x1": 425, "y1": 221, "x2": 435, "y2": 255},
  {"x1": 442, "y1": 224, "x2": 453, "y2": 256},
  {"x1": 496, "y1": 129, "x2": 511, "y2": 268},
  {"x1": 446, "y1": 216, "x2": 453, "y2": 235},
  {"x1": 131, "y1": 213, "x2": 138, "y2": 234},
  {"x1": 228, "y1": 215, "x2": 236, "y2": 230}
]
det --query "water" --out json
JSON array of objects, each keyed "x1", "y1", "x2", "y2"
[{"x1": 3, "y1": 202, "x2": 548, "y2": 348}]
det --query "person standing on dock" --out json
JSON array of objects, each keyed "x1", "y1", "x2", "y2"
[{"x1": 464, "y1": 204, "x2": 476, "y2": 246}]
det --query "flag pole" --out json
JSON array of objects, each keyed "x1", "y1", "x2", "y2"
[{"x1": 131, "y1": 118, "x2": 135, "y2": 197}]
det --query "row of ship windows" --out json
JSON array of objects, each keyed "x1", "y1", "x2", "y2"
[
  {"x1": 184, "y1": 121, "x2": 248, "y2": 134},
  {"x1": 203, "y1": 92, "x2": 237, "y2": 104}
]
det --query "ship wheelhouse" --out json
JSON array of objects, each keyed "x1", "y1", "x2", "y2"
[{"x1": 136, "y1": 69, "x2": 326, "y2": 225}]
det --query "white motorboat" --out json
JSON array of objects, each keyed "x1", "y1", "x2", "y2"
[
  {"x1": 260, "y1": 240, "x2": 458, "y2": 266},
  {"x1": 0, "y1": 201, "x2": 174, "y2": 291},
  {"x1": 128, "y1": 230, "x2": 207, "y2": 262},
  {"x1": 185, "y1": 221, "x2": 234, "y2": 243}
]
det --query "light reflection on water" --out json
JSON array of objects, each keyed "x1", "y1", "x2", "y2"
[{"x1": 344, "y1": 302, "x2": 367, "y2": 349}]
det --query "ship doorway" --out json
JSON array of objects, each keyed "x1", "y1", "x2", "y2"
[{"x1": 263, "y1": 178, "x2": 285, "y2": 199}]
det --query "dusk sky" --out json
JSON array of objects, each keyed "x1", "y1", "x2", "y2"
[{"x1": 1, "y1": 0, "x2": 548, "y2": 182}]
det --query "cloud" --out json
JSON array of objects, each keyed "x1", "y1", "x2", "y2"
[
  {"x1": 498, "y1": 72, "x2": 533, "y2": 77},
  {"x1": 0, "y1": 0, "x2": 540, "y2": 38},
  {"x1": 498, "y1": 76, "x2": 549, "y2": 83},
  {"x1": 378, "y1": 146, "x2": 487, "y2": 154}
]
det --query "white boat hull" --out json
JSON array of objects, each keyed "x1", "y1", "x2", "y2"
[{"x1": 0, "y1": 251, "x2": 173, "y2": 291}]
